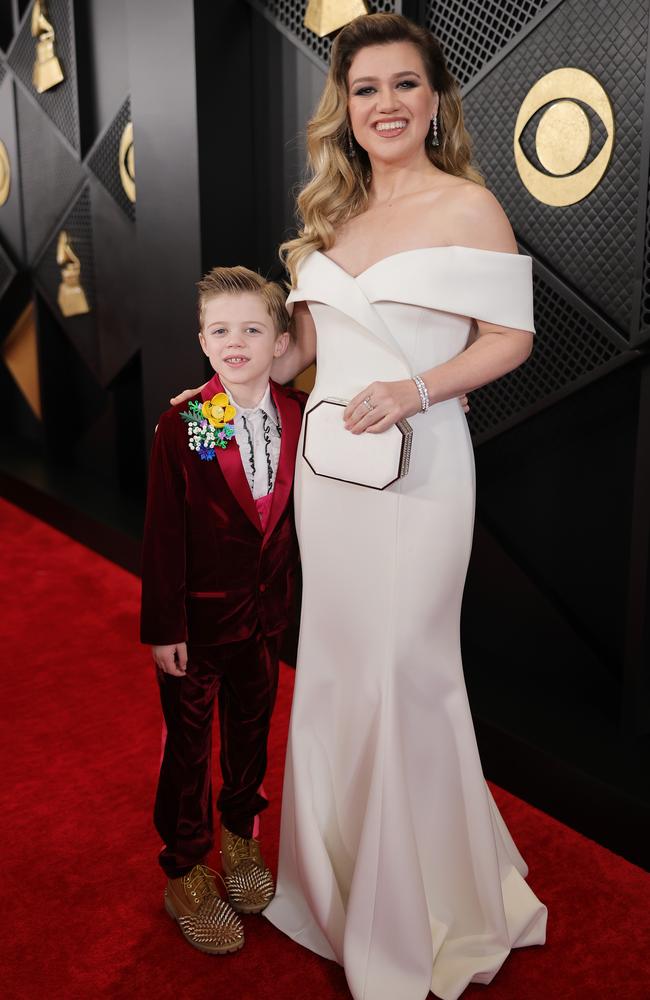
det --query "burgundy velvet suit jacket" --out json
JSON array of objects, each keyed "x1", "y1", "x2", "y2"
[{"x1": 140, "y1": 373, "x2": 307, "y2": 647}]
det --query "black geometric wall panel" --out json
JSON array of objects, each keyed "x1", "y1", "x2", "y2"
[
  {"x1": 15, "y1": 84, "x2": 83, "y2": 262},
  {"x1": 33, "y1": 184, "x2": 100, "y2": 380},
  {"x1": 35, "y1": 290, "x2": 113, "y2": 470},
  {"x1": 0, "y1": 76, "x2": 24, "y2": 262},
  {"x1": 0, "y1": 239, "x2": 17, "y2": 312},
  {"x1": 468, "y1": 260, "x2": 629, "y2": 442},
  {"x1": 426, "y1": 0, "x2": 555, "y2": 86},
  {"x1": 463, "y1": 0, "x2": 648, "y2": 339},
  {"x1": 89, "y1": 178, "x2": 140, "y2": 385},
  {"x1": 87, "y1": 97, "x2": 135, "y2": 222},
  {"x1": 248, "y1": 0, "x2": 400, "y2": 67},
  {"x1": 641, "y1": 175, "x2": 650, "y2": 339},
  {"x1": 0, "y1": 5, "x2": 15, "y2": 53},
  {"x1": 8, "y1": 0, "x2": 81, "y2": 153}
]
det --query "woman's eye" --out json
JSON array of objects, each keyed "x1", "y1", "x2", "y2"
[
  {"x1": 397, "y1": 80, "x2": 417, "y2": 89},
  {"x1": 354, "y1": 86, "x2": 376, "y2": 97}
]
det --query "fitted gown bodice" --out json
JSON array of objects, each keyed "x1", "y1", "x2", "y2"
[{"x1": 264, "y1": 247, "x2": 547, "y2": 1000}]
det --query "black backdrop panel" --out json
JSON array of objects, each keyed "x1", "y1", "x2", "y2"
[
  {"x1": 249, "y1": 8, "x2": 325, "y2": 273},
  {"x1": 641, "y1": 176, "x2": 650, "y2": 338},
  {"x1": 0, "y1": 76, "x2": 24, "y2": 261},
  {"x1": 15, "y1": 85, "x2": 83, "y2": 262},
  {"x1": 74, "y1": 0, "x2": 129, "y2": 147},
  {"x1": 127, "y1": 0, "x2": 204, "y2": 437},
  {"x1": 426, "y1": 0, "x2": 557, "y2": 86},
  {"x1": 35, "y1": 291, "x2": 115, "y2": 480},
  {"x1": 0, "y1": 237, "x2": 16, "y2": 322},
  {"x1": 463, "y1": 0, "x2": 649, "y2": 338},
  {"x1": 90, "y1": 177, "x2": 139, "y2": 385},
  {"x1": 8, "y1": 0, "x2": 81, "y2": 152},
  {"x1": 0, "y1": 2, "x2": 14, "y2": 52},
  {"x1": 467, "y1": 254, "x2": 631, "y2": 441},
  {"x1": 475, "y1": 360, "x2": 641, "y2": 672}
]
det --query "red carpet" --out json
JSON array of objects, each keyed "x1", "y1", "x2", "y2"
[{"x1": 1, "y1": 495, "x2": 649, "y2": 1000}]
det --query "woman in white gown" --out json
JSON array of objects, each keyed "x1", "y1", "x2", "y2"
[{"x1": 262, "y1": 13, "x2": 547, "y2": 1000}]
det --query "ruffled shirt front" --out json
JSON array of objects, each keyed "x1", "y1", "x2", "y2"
[{"x1": 232, "y1": 384, "x2": 282, "y2": 500}]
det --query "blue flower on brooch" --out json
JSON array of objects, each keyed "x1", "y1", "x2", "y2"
[{"x1": 180, "y1": 396, "x2": 236, "y2": 462}]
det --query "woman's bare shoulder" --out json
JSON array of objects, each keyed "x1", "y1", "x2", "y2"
[{"x1": 440, "y1": 182, "x2": 518, "y2": 254}]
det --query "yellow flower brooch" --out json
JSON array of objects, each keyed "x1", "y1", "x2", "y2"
[{"x1": 181, "y1": 392, "x2": 237, "y2": 461}]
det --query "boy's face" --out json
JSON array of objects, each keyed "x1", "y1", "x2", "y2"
[{"x1": 199, "y1": 291, "x2": 289, "y2": 393}]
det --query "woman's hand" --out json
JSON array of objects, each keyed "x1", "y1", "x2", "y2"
[
  {"x1": 170, "y1": 384, "x2": 207, "y2": 406},
  {"x1": 344, "y1": 379, "x2": 422, "y2": 434},
  {"x1": 344, "y1": 381, "x2": 470, "y2": 433}
]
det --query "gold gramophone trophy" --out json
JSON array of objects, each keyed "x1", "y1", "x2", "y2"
[
  {"x1": 304, "y1": 0, "x2": 368, "y2": 36},
  {"x1": 32, "y1": 0, "x2": 64, "y2": 94},
  {"x1": 57, "y1": 231, "x2": 90, "y2": 317}
]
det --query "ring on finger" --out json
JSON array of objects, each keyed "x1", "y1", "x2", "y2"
[{"x1": 362, "y1": 396, "x2": 375, "y2": 411}]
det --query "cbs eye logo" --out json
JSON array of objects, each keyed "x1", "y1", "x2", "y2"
[
  {"x1": 118, "y1": 121, "x2": 135, "y2": 204},
  {"x1": 0, "y1": 140, "x2": 10, "y2": 206},
  {"x1": 513, "y1": 68, "x2": 614, "y2": 207}
]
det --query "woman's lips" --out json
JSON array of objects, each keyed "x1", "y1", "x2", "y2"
[{"x1": 374, "y1": 119, "x2": 408, "y2": 137}]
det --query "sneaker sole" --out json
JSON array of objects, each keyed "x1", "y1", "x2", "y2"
[
  {"x1": 164, "y1": 895, "x2": 245, "y2": 955},
  {"x1": 228, "y1": 897, "x2": 272, "y2": 915}
]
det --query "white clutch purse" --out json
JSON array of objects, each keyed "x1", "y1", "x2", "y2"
[{"x1": 303, "y1": 397, "x2": 413, "y2": 491}]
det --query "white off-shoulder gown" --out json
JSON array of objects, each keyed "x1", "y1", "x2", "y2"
[{"x1": 264, "y1": 247, "x2": 547, "y2": 1000}]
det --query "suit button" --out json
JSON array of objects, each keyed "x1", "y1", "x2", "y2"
[{"x1": 259, "y1": 583, "x2": 266, "y2": 592}]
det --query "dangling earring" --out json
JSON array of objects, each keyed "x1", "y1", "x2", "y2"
[
  {"x1": 346, "y1": 126, "x2": 356, "y2": 159},
  {"x1": 429, "y1": 113, "x2": 440, "y2": 148}
]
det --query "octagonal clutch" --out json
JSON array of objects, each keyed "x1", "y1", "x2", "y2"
[{"x1": 303, "y1": 397, "x2": 413, "y2": 491}]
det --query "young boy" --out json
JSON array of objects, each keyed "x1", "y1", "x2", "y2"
[{"x1": 140, "y1": 266, "x2": 306, "y2": 955}]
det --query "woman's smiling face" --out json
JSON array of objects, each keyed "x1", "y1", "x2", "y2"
[{"x1": 347, "y1": 41, "x2": 437, "y2": 165}]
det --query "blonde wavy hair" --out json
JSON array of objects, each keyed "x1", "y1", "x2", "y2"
[{"x1": 281, "y1": 13, "x2": 484, "y2": 286}]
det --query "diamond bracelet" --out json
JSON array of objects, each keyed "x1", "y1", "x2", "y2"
[{"x1": 412, "y1": 375, "x2": 430, "y2": 413}]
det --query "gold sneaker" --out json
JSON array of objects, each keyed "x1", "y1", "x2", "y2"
[
  {"x1": 164, "y1": 864, "x2": 244, "y2": 954},
  {"x1": 220, "y1": 826, "x2": 275, "y2": 914}
]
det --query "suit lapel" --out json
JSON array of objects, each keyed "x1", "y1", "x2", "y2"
[
  {"x1": 201, "y1": 373, "x2": 262, "y2": 534},
  {"x1": 263, "y1": 382, "x2": 302, "y2": 544}
]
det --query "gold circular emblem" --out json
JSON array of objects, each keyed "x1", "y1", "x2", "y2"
[
  {"x1": 0, "y1": 140, "x2": 11, "y2": 206},
  {"x1": 514, "y1": 68, "x2": 614, "y2": 207},
  {"x1": 536, "y1": 101, "x2": 590, "y2": 175},
  {"x1": 118, "y1": 121, "x2": 135, "y2": 203}
]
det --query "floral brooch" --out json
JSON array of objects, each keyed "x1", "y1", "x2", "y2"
[{"x1": 181, "y1": 393, "x2": 236, "y2": 461}]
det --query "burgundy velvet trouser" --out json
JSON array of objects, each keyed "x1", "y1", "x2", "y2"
[{"x1": 154, "y1": 629, "x2": 280, "y2": 878}]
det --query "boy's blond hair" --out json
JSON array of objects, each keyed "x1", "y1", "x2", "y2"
[{"x1": 197, "y1": 265, "x2": 289, "y2": 336}]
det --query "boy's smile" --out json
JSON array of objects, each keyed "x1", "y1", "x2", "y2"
[
  {"x1": 199, "y1": 291, "x2": 289, "y2": 408},
  {"x1": 223, "y1": 355, "x2": 249, "y2": 369}
]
